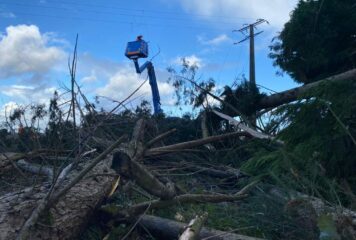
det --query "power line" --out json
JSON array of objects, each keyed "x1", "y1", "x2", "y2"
[
  {"x1": 40, "y1": 0, "x2": 255, "y2": 21},
  {"x1": 2, "y1": 1, "x2": 254, "y2": 25},
  {"x1": 7, "y1": 11, "x2": 237, "y2": 32},
  {"x1": 1, "y1": 3, "x2": 250, "y2": 29}
]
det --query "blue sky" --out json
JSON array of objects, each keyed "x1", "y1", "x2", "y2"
[{"x1": 0, "y1": 0, "x2": 299, "y2": 118}]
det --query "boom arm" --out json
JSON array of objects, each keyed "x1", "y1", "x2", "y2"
[{"x1": 133, "y1": 59, "x2": 162, "y2": 114}]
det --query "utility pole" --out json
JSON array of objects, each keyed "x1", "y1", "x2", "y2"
[
  {"x1": 233, "y1": 19, "x2": 268, "y2": 127},
  {"x1": 233, "y1": 19, "x2": 268, "y2": 89}
]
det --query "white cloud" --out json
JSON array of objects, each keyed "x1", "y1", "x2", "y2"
[
  {"x1": 96, "y1": 67, "x2": 174, "y2": 107},
  {"x1": 174, "y1": 0, "x2": 298, "y2": 29},
  {"x1": 81, "y1": 70, "x2": 98, "y2": 83},
  {"x1": 0, "y1": 85, "x2": 59, "y2": 126},
  {"x1": 1, "y1": 101, "x2": 19, "y2": 114},
  {"x1": 174, "y1": 55, "x2": 204, "y2": 68},
  {"x1": 0, "y1": 101, "x2": 19, "y2": 124},
  {"x1": 0, "y1": 84, "x2": 57, "y2": 104},
  {"x1": 0, "y1": 25, "x2": 65, "y2": 80},
  {"x1": 198, "y1": 34, "x2": 232, "y2": 46}
]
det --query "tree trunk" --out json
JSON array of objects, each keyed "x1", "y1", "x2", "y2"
[
  {"x1": 257, "y1": 68, "x2": 356, "y2": 110},
  {"x1": 0, "y1": 156, "x2": 118, "y2": 240}
]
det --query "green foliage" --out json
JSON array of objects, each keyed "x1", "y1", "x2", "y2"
[
  {"x1": 242, "y1": 80, "x2": 356, "y2": 204},
  {"x1": 30, "y1": 104, "x2": 47, "y2": 126},
  {"x1": 153, "y1": 185, "x2": 317, "y2": 239},
  {"x1": 134, "y1": 100, "x2": 152, "y2": 117},
  {"x1": 167, "y1": 57, "x2": 216, "y2": 108},
  {"x1": 44, "y1": 91, "x2": 76, "y2": 149},
  {"x1": 156, "y1": 115, "x2": 201, "y2": 144},
  {"x1": 220, "y1": 79, "x2": 266, "y2": 116},
  {"x1": 269, "y1": 0, "x2": 356, "y2": 83}
]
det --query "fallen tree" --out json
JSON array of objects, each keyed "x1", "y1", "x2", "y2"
[
  {"x1": 0, "y1": 118, "x2": 261, "y2": 239},
  {"x1": 0, "y1": 155, "x2": 119, "y2": 240},
  {"x1": 0, "y1": 135, "x2": 124, "y2": 240},
  {"x1": 257, "y1": 68, "x2": 356, "y2": 110}
]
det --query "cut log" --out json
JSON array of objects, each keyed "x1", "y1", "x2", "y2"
[
  {"x1": 0, "y1": 155, "x2": 119, "y2": 240},
  {"x1": 139, "y1": 215, "x2": 264, "y2": 240},
  {"x1": 258, "y1": 68, "x2": 356, "y2": 110}
]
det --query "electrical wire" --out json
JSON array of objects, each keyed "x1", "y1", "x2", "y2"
[
  {"x1": 7, "y1": 11, "x2": 237, "y2": 32},
  {"x1": 3, "y1": 2, "x2": 251, "y2": 27},
  {"x1": 4, "y1": 0, "x2": 254, "y2": 21}
]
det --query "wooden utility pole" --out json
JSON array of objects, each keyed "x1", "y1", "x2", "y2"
[{"x1": 233, "y1": 19, "x2": 268, "y2": 127}]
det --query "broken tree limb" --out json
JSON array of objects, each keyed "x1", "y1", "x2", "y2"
[
  {"x1": 258, "y1": 68, "x2": 356, "y2": 110},
  {"x1": 111, "y1": 120, "x2": 177, "y2": 199},
  {"x1": 179, "y1": 212, "x2": 208, "y2": 240},
  {"x1": 112, "y1": 151, "x2": 176, "y2": 199},
  {"x1": 138, "y1": 215, "x2": 264, "y2": 240},
  {"x1": 146, "y1": 131, "x2": 248, "y2": 157},
  {"x1": 146, "y1": 128, "x2": 177, "y2": 148},
  {"x1": 212, "y1": 110, "x2": 283, "y2": 144},
  {"x1": 115, "y1": 119, "x2": 180, "y2": 200}
]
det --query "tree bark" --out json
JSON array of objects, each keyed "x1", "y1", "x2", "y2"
[
  {"x1": 257, "y1": 68, "x2": 356, "y2": 110},
  {"x1": 0, "y1": 155, "x2": 119, "y2": 240}
]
